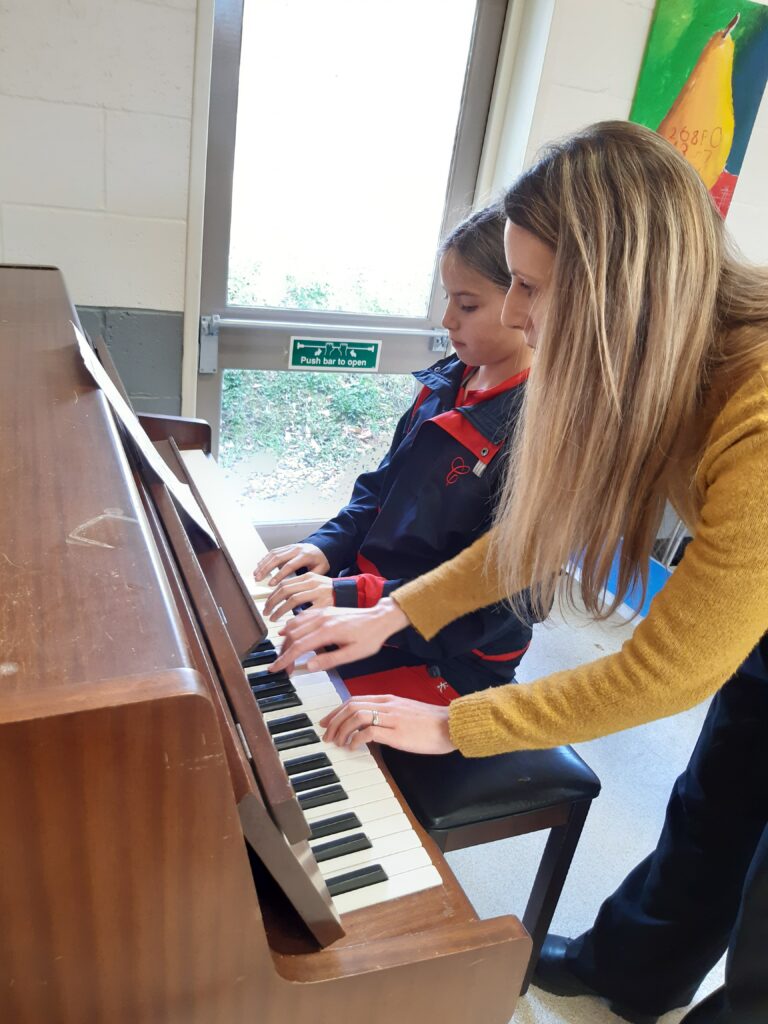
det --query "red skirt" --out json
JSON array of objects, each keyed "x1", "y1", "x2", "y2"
[{"x1": 343, "y1": 664, "x2": 461, "y2": 706}]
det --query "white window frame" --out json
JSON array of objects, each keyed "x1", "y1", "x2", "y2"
[{"x1": 198, "y1": 0, "x2": 510, "y2": 530}]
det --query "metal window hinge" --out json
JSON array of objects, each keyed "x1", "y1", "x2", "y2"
[
  {"x1": 431, "y1": 332, "x2": 449, "y2": 353},
  {"x1": 199, "y1": 314, "x2": 220, "y2": 374}
]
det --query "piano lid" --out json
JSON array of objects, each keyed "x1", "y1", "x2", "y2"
[{"x1": 0, "y1": 265, "x2": 192, "y2": 707}]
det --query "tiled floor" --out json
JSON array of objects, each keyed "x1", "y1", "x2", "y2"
[{"x1": 446, "y1": 605, "x2": 725, "y2": 1024}]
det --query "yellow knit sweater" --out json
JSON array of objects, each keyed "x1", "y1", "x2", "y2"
[{"x1": 393, "y1": 365, "x2": 768, "y2": 756}]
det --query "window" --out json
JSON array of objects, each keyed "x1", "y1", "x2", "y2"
[
  {"x1": 200, "y1": 0, "x2": 508, "y2": 526},
  {"x1": 229, "y1": 0, "x2": 478, "y2": 319}
]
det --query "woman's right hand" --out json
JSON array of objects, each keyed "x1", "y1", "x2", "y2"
[
  {"x1": 271, "y1": 597, "x2": 410, "y2": 673},
  {"x1": 253, "y1": 542, "x2": 330, "y2": 586}
]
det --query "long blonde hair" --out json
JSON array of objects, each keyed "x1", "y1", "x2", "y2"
[{"x1": 492, "y1": 121, "x2": 768, "y2": 620}]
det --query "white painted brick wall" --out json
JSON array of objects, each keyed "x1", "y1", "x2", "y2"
[
  {"x1": 106, "y1": 111, "x2": 191, "y2": 219},
  {"x1": 4, "y1": 206, "x2": 186, "y2": 308},
  {"x1": 0, "y1": 0, "x2": 195, "y2": 310}
]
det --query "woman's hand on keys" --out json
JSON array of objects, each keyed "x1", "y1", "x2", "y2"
[
  {"x1": 271, "y1": 597, "x2": 409, "y2": 673},
  {"x1": 319, "y1": 695, "x2": 456, "y2": 754}
]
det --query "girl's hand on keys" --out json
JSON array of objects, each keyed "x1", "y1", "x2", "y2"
[
  {"x1": 270, "y1": 598, "x2": 409, "y2": 673},
  {"x1": 318, "y1": 695, "x2": 455, "y2": 754},
  {"x1": 253, "y1": 543, "x2": 330, "y2": 586},
  {"x1": 263, "y1": 572, "x2": 333, "y2": 620}
]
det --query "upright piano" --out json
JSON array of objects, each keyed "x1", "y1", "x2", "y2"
[{"x1": 0, "y1": 265, "x2": 531, "y2": 1024}]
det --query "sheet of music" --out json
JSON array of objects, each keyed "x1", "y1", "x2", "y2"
[{"x1": 73, "y1": 322, "x2": 216, "y2": 544}]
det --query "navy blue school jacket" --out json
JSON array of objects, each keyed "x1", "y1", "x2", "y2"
[{"x1": 303, "y1": 355, "x2": 534, "y2": 695}]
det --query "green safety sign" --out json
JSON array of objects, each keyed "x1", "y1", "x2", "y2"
[{"x1": 289, "y1": 337, "x2": 381, "y2": 372}]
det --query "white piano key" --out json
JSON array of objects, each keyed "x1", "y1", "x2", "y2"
[
  {"x1": 302, "y1": 782, "x2": 394, "y2": 822},
  {"x1": 322, "y1": 846, "x2": 432, "y2": 885},
  {"x1": 306, "y1": 794, "x2": 402, "y2": 827},
  {"x1": 292, "y1": 670, "x2": 338, "y2": 690},
  {"x1": 299, "y1": 750, "x2": 384, "y2": 778},
  {"x1": 316, "y1": 828, "x2": 425, "y2": 877},
  {"x1": 296, "y1": 767, "x2": 382, "y2": 797},
  {"x1": 301, "y1": 707, "x2": 354, "y2": 732},
  {"x1": 285, "y1": 688, "x2": 340, "y2": 711},
  {"x1": 278, "y1": 739, "x2": 370, "y2": 767},
  {"x1": 262, "y1": 701, "x2": 339, "y2": 727},
  {"x1": 247, "y1": 664, "x2": 333, "y2": 689},
  {"x1": 252, "y1": 676, "x2": 338, "y2": 701},
  {"x1": 332, "y1": 864, "x2": 443, "y2": 915},
  {"x1": 319, "y1": 811, "x2": 414, "y2": 844}
]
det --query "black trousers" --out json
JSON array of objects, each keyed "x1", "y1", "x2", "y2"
[{"x1": 565, "y1": 639, "x2": 768, "y2": 1020}]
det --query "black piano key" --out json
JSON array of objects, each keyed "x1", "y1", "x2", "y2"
[
  {"x1": 267, "y1": 713, "x2": 312, "y2": 736},
  {"x1": 297, "y1": 783, "x2": 347, "y2": 811},
  {"x1": 283, "y1": 752, "x2": 332, "y2": 776},
  {"x1": 311, "y1": 832, "x2": 373, "y2": 863},
  {"x1": 250, "y1": 680, "x2": 294, "y2": 699},
  {"x1": 243, "y1": 638, "x2": 275, "y2": 656},
  {"x1": 257, "y1": 692, "x2": 302, "y2": 713},
  {"x1": 247, "y1": 667, "x2": 291, "y2": 686},
  {"x1": 309, "y1": 812, "x2": 362, "y2": 840},
  {"x1": 291, "y1": 767, "x2": 339, "y2": 793},
  {"x1": 326, "y1": 864, "x2": 388, "y2": 897},
  {"x1": 242, "y1": 646, "x2": 278, "y2": 668},
  {"x1": 273, "y1": 728, "x2": 319, "y2": 752}
]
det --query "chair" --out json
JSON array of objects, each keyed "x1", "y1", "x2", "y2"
[{"x1": 382, "y1": 744, "x2": 601, "y2": 993}]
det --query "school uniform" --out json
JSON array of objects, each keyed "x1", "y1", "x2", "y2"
[{"x1": 303, "y1": 355, "x2": 533, "y2": 703}]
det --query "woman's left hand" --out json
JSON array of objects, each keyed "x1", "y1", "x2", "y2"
[
  {"x1": 262, "y1": 571, "x2": 333, "y2": 620},
  {"x1": 318, "y1": 694, "x2": 456, "y2": 754}
]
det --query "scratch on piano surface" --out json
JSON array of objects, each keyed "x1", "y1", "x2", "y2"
[
  {"x1": 66, "y1": 508, "x2": 138, "y2": 549},
  {"x1": 1, "y1": 552, "x2": 29, "y2": 570},
  {"x1": 0, "y1": 663, "x2": 19, "y2": 677},
  {"x1": 181, "y1": 753, "x2": 225, "y2": 771}
]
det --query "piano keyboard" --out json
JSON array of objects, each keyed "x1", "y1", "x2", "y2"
[
  {"x1": 174, "y1": 451, "x2": 442, "y2": 916},
  {"x1": 243, "y1": 636, "x2": 442, "y2": 916}
]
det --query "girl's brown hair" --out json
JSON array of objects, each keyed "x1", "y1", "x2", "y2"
[
  {"x1": 440, "y1": 202, "x2": 511, "y2": 290},
  {"x1": 491, "y1": 120, "x2": 768, "y2": 620}
]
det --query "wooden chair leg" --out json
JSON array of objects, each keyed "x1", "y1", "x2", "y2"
[{"x1": 519, "y1": 799, "x2": 592, "y2": 994}]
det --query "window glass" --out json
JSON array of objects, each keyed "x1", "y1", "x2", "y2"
[
  {"x1": 220, "y1": 369, "x2": 416, "y2": 522},
  {"x1": 228, "y1": 0, "x2": 477, "y2": 317}
]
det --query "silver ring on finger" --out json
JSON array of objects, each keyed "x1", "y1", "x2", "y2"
[{"x1": 371, "y1": 709, "x2": 380, "y2": 728}]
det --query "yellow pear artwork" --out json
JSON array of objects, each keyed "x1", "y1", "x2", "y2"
[{"x1": 658, "y1": 14, "x2": 739, "y2": 188}]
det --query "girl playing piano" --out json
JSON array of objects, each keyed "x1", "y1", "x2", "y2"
[{"x1": 253, "y1": 203, "x2": 534, "y2": 704}]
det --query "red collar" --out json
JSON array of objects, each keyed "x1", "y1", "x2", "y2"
[{"x1": 457, "y1": 365, "x2": 530, "y2": 406}]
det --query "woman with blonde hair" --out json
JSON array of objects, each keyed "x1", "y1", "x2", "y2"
[{"x1": 273, "y1": 121, "x2": 768, "y2": 1023}]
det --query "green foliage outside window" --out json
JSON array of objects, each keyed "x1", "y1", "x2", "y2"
[{"x1": 220, "y1": 369, "x2": 414, "y2": 481}]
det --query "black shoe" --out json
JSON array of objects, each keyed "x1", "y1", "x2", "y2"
[{"x1": 533, "y1": 935, "x2": 661, "y2": 1024}]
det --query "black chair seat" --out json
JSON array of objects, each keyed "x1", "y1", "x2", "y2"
[{"x1": 382, "y1": 745, "x2": 601, "y2": 832}]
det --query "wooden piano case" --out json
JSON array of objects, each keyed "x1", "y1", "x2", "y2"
[{"x1": 0, "y1": 265, "x2": 531, "y2": 1024}]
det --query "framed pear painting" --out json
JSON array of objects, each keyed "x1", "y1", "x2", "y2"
[{"x1": 631, "y1": 0, "x2": 768, "y2": 215}]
